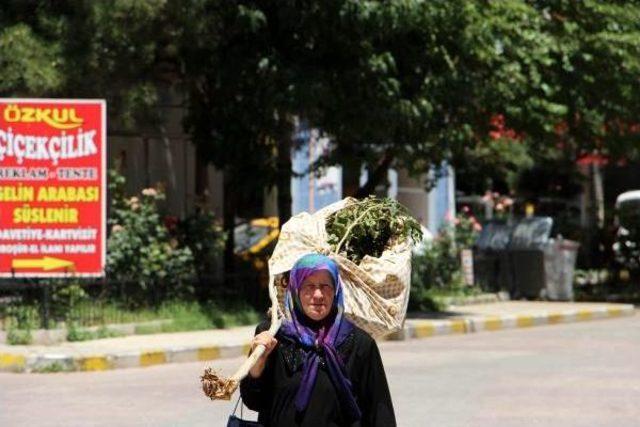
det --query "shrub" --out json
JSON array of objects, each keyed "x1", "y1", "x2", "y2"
[
  {"x1": 175, "y1": 208, "x2": 227, "y2": 299},
  {"x1": 5, "y1": 305, "x2": 39, "y2": 345},
  {"x1": 67, "y1": 323, "x2": 123, "y2": 342},
  {"x1": 66, "y1": 322, "x2": 96, "y2": 342},
  {"x1": 410, "y1": 209, "x2": 480, "y2": 311},
  {"x1": 32, "y1": 362, "x2": 70, "y2": 373},
  {"x1": 106, "y1": 169, "x2": 196, "y2": 306},
  {"x1": 7, "y1": 328, "x2": 33, "y2": 345},
  {"x1": 51, "y1": 283, "x2": 88, "y2": 323}
]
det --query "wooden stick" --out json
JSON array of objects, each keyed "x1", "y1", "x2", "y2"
[{"x1": 201, "y1": 275, "x2": 282, "y2": 400}]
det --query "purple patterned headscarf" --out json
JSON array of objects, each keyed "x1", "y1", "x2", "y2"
[{"x1": 280, "y1": 253, "x2": 361, "y2": 421}]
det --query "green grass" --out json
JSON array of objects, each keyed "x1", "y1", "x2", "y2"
[
  {"x1": 66, "y1": 325, "x2": 126, "y2": 342},
  {"x1": 63, "y1": 300, "x2": 260, "y2": 340},
  {"x1": 152, "y1": 301, "x2": 261, "y2": 333},
  {"x1": 410, "y1": 285, "x2": 484, "y2": 312},
  {"x1": 32, "y1": 362, "x2": 71, "y2": 373},
  {"x1": 66, "y1": 303, "x2": 163, "y2": 326},
  {"x1": 68, "y1": 300, "x2": 260, "y2": 337},
  {"x1": 64, "y1": 300, "x2": 260, "y2": 328},
  {"x1": 134, "y1": 323, "x2": 163, "y2": 335},
  {"x1": 6, "y1": 328, "x2": 33, "y2": 345},
  {"x1": 2, "y1": 299, "x2": 261, "y2": 343}
]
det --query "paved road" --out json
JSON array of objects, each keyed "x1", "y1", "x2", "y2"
[{"x1": 1, "y1": 314, "x2": 638, "y2": 427}]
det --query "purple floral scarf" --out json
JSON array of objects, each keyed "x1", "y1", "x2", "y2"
[{"x1": 280, "y1": 253, "x2": 361, "y2": 421}]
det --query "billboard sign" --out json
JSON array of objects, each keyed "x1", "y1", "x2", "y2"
[{"x1": 0, "y1": 99, "x2": 106, "y2": 277}]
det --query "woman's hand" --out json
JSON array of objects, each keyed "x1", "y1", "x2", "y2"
[{"x1": 248, "y1": 331, "x2": 278, "y2": 378}]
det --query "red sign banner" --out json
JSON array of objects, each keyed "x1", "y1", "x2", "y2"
[{"x1": 0, "y1": 99, "x2": 106, "y2": 277}]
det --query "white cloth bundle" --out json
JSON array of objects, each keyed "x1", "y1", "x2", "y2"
[{"x1": 268, "y1": 197, "x2": 413, "y2": 338}]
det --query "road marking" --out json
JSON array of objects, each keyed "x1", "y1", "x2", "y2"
[
  {"x1": 414, "y1": 323, "x2": 436, "y2": 338},
  {"x1": 140, "y1": 351, "x2": 166, "y2": 367},
  {"x1": 484, "y1": 317, "x2": 502, "y2": 331},
  {"x1": 577, "y1": 310, "x2": 593, "y2": 321},
  {"x1": 79, "y1": 356, "x2": 110, "y2": 371},
  {"x1": 516, "y1": 315, "x2": 535, "y2": 328},
  {"x1": 547, "y1": 313, "x2": 564, "y2": 324},
  {"x1": 450, "y1": 320, "x2": 467, "y2": 334},
  {"x1": 0, "y1": 353, "x2": 25, "y2": 370},
  {"x1": 197, "y1": 347, "x2": 221, "y2": 361},
  {"x1": 607, "y1": 307, "x2": 623, "y2": 317}
]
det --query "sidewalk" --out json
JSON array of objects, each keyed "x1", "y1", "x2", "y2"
[{"x1": 0, "y1": 301, "x2": 635, "y2": 373}]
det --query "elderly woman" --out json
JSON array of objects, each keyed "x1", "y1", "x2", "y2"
[{"x1": 240, "y1": 253, "x2": 396, "y2": 426}]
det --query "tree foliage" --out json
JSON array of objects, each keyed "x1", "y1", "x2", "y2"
[
  {"x1": 2, "y1": 0, "x2": 639, "y2": 226},
  {"x1": 532, "y1": 0, "x2": 640, "y2": 161},
  {"x1": 0, "y1": 0, "x2": 174, "y2": 126}
]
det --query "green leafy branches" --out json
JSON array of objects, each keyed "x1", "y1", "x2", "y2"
[{"x1": 326, "y1": 196, "x2": 423, "y2": 264}]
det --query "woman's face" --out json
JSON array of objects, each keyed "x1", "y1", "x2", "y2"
[{"x1": 299, "y1": 270, "x2": 335, "y2": 321}]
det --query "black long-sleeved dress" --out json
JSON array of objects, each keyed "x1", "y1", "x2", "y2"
[{"x1": 240, "y1": 321, "x2": 396, "y2": 427}]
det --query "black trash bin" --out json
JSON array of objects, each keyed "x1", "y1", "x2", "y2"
[
  {"x1": 473, "y1": 221, "x2": 513, "y2": 292},
  {"x1": 507, "y1": 217, "x2": 554, "y2": 299}
]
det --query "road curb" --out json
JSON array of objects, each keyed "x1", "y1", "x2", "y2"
[
  {"x1": 396, "y1": 303, "x2": 635, "y2": 340},
  {"x1": 0, "y1": 342, "x2": 252, "y2": 373},
  {"x1": 0, "y1": 304, "x2": 634, "y2": 373}
]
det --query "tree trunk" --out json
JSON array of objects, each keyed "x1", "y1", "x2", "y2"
[
  {"x1": 223, "y1": 168, "x2": 237, "y2": 277},
  {"x1": 195, "y1": 145, "x2": 209, "y2": 210},
  {"x1": 593, "y1": 162, "x2": 605, "y2": 229},
  {"x1": 277, "y1": 137, "x2": 292, "y2": 229},
  {"x1": 355, "y1": 150, "x2": 395, "y2": 199},
  {"x1": 341, "y1": 143, "x2": 361, "y2": 197}
]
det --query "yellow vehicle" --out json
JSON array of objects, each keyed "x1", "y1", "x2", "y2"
[{"x1": 234, "y1": 217, "x2": 279, "y2": 285}]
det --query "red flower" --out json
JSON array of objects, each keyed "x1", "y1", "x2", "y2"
[{"x1": 164, "y1": 215, "x2": 179, "y2": 232}]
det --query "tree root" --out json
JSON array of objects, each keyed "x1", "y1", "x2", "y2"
[{"x1": 201, "y1": 368, "x2": 239, "y2": 401}]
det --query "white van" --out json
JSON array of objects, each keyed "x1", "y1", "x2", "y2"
[
  {"x1": 612, "y1": 190, "x2": 640, "y2": 277},
  {"x1": 614, "y1": 190, "x2": 640, "y2": 233}
]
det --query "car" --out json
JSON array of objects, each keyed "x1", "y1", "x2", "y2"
[
  {"x1": 234, "y1": 217, "x2": 279, "y2": 256},
  {"x1": 234, "y1": 217, "x2": 279, "y2": 287}
]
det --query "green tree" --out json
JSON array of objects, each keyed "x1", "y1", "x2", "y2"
[
  {"x1": 266, "y1": 1, "x2": 561, "y2": 195},
  {"x1": 532, "y1": 1, "x2": 640, "y2": 264},
  {"x1": 531, "y1": 0, "x2": 640, "y2": 161},
  {"x1": 0, "y1": 0, "x2": 172, "y2": 125},
  {"x1": 3, "y1": 0, "x2": 640, "y2": 274},
  {"x1": 0, "y1": 2, "x2": 65, "y2": 95},
  {"x1": 176, "y1": 2, "x2": 295, "y2": 273}
]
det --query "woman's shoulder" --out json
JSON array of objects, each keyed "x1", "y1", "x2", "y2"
[
  {"x1": 349, "y1": 323, "x2": 374, "y2": 343},
  {"x1": 254, "y1": 318, "x2": 376, "y2": 348},
  {"x1": 342, "y1": 322, "x2": 377, "y2": 353},
  {"x1": 255, "y1": 319, "x2": 296, "y2": 344}
]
